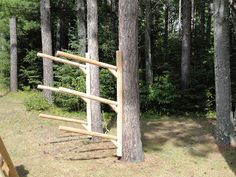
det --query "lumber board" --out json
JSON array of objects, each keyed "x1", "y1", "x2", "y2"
[
  {"x1": 56, "y1": 51, "x2": 117, "y2": 70},
  {"x1": 59, "y1": 87, "x2": 118, "y2": 106},
  {"x1": 0, "y1": 137, "x2": 19, "y2": 177},
  {"x1": 59, "y1": 126, "x2": 117, "y2": 140},
  {"x1": 39, "y1": 114, "x2": 87, "y2": 124},
  {"x1": 37, "y1": 53, "x2": 87, "y2": 74}
]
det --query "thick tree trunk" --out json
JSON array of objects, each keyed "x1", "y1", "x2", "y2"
[
  {"x1": 87, "y1": 0, "x2": 103, "y2": 133},
  {"x1": 9, "y1": 17, "x2": 17, "y2": 92},
  {"x1": 200, "y1": 0, "x2": 206, "y2": 41},
  {"x1": 181, "y1": 0, "x2": 191, "y2": 89},
  {"x1": 76, "y1": 0, "x2": 86, "y2": 56},
  {"x1": 145, "y1": 0, "x2": 153, "y2": 84},
  {"x1": 40, "y1": 0, "x2": 53, "y2": 103},
  {"x1": 231, "y1": 1, "x2": 236, "y2": 32},
  {"x1": 119, "y1": 0, "x2": 144, "y2": 162},
  {"x1": 213, "y1": 0, "x2": 236, "y2": 146}
]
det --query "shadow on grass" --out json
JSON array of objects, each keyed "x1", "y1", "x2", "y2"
[
  {"x1": 0, "y1": 91, "x2": 10, "y2": 98},
  {"x1": 141, "y1": 117, "x2": 236, "y2": 175},
  {"x1": 16, "y1": 165, "x2": 29, "y2": 177}
]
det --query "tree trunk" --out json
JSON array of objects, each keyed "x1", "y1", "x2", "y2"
[
  {"x1": 213, "y1": 0, "x2": 236, "y2": 146},
  {"x1": 164, "y1": 5, "x2": 169, "y2": 61},
  {"x1": 119, "y1": 0, "x2": 144, "y2": 162},
  {"x1": 179, "y1": 0, "x2": 182, "y2": 34},
  {"x1": 145, "y1": 0, "x2": 153, "y2": 84},
  {"x1": 181, "y1": 0, "x2": 191, "y2": 89},
  {"x1": 76, "y1": 0, "x2": 86, "y2": 56},
  {"x1": 206, "y1": 0, "x2": 212, "y2": 47},
  {"x1": 9, "y1": 17, "x2": 17, "y2": 92},
  {"x1": 87, "y1": 0, "x2": 103, "y2": 133},
  {"x1": 200, "y1": 0, "x2": 206, "y2": 41},
  {"x1": 40, "y1": 0, "x2": 53, "y2": 103},
  {"x1": 231, "y1": 1, "x2": 236, "y2": 32}
]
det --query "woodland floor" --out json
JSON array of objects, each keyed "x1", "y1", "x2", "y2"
[{"x1": 0, "y1": 88, "x2": 236, "y2": 177}]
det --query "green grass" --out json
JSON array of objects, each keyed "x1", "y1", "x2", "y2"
[{"x1": 0, "y1": 88, "x2": 235, "y2": 177}]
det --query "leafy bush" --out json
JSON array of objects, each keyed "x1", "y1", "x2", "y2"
[
  {"x1": 19, "y1": 50, "x2": 43, "y2": 89},
  {"x1": 24, "y1": 92, "x2": 51, "y2": 111},
  {"x1": 140, "y1": 72, "x2": 179, "y2": 113},
  {"x1": 53, "y1": 62, "x2": 86, "y2": 111}
]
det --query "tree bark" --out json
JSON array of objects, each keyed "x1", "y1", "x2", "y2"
[
  {"x1": 119, "y1": 0, "x2": 144, "y2": 162},
  {"x1": 87, "y1": 0, "x2": 103, "y2": 133},
  {"x1": 10, "y1": 17, "x2": 17, "y2": 92},
  {"x1": 200, "y1": 0, "x2": 206, "y2": 41},
  {"x1": 76, "y1": 0, "x2": 86, "y2": 56},
  {"x1": 179, "y1": 0, "x2": 182, "y2": 34},
  {"x1": 230, "y1": 1, "x2": 236, "y2": 32},
  {"x1": 145, "y1": 0, "x2": 153, "y2": 84},
  {"x1": 40, "y1": 0, "x2": 53, "y2": 103},
  {"x1": 181, "y1": 0, "x2": 191, "y2": 89},
  {"x1": 213, "y1": 0, "x2": 236, "y2": 146},
  {"x1": 206, "y1": 0, "x2": 212, "y2": 47},
  {"x1": 164, "y1": 5, "x2": 169, "y2": 61}
]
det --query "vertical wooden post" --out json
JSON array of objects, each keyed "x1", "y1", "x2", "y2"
[
  {"x1": 116, "y1": 50, "x2": 123, "y2": 157},
  {"x1": 0, "y1": 138, "x2": 19, "y2": 177},
  {"x1": 86, "y1": 53, "x2": 92, "y2": 131}
]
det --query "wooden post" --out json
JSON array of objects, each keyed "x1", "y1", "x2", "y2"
[
  {"x1": 86, "y1": 53, "x2": 92, "y2": 131},
  {"x1": 116, "y1": 50, "x2": 123, "y2": 157},
  {"x1": 0, "y1": 138, "x2": 19, "y2": 177}
]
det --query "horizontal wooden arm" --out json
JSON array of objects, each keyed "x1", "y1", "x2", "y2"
[
  {"x1": 59, "y1": 87, "x2": 118, "y2": 106},
  {"x1": 37, "y1": 85, "x2": 60, "y2": 92},
  {"x1": 39, "y1": 114, "x2": 87, "y2": 124},
  {"x1": 37, "y1": 53, "x2": 87, "y2": 74},
  {"x1": 56, "y1": 51, "x2": 117, "y2": 70},
  {"x1": 59, "y1": 126, "x2": 117, "y2": 140}
]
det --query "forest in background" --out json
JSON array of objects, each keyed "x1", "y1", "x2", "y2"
[{"x1": 0, "y1": 0, "x2": 235, "y2": 115}]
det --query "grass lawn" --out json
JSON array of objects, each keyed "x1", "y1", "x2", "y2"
[{"x1": 0, "y1": 88, "x2": 235, "y2": 177}]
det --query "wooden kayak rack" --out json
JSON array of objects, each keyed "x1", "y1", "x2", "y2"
[
  {"x1": 0, "y1": 137, "x2": 19, "y2": 177},
  {"x1": 37, "y1": 50, "x2": 123, "y2": 157}
]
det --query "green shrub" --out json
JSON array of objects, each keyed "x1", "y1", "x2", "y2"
[
  {"x1": 24, "y1": 92, "x2": 51, "y2": 111},
  {"x1": 140, "y1": 72, "x2": 179, "y2": 113}
]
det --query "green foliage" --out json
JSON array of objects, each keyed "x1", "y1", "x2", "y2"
[
  {"x1": 140, "y1": 72, "x2": 179, "y2": 113},
  {"x1": 53, "y1": 62, "x2": 86, "y2": 111},
  {"x1": 19, "y1": 50, "x2": 42, "y2": 89},
  {"x1": 24, "y1": 91, "x2": 51, "y2": 111}
]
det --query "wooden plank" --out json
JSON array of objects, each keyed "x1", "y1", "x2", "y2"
[
  {"x1": 37, "y1": 85, "x2": 60, "y2": 92},
  {"x1": 39, "y1": 114, "x2": 87, "y2": 124},
  {"x1": 59, "y1": 87, "x2": 118, "y2": 106},
  {"x1": 37, "y1": 85, "x2": 88, "y2": 103},
  {"x1": 37, "y1": 53, "x2": 87, "y2": 74},
  {"x1": 56, "y1": 51, "x2": 117, "y2": 70},
  {"x1": 0, "y1": 137, "x2": 19, "y2": 177},
  {"x1": 116, "y1": 50, "x2": 123, "y2": 157},
  {"x1": 0, "y1": 168, "x2": 6, "y2": 177},
  {"x1": 108, "y1": 68, "x2": 118, "y2": 78},
  {"x1": 59, "y1": 126, "x2": 117, "y2": 140},
  {"x1": 109, "y1": 105, "x2": 118, "y2": 113}
]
